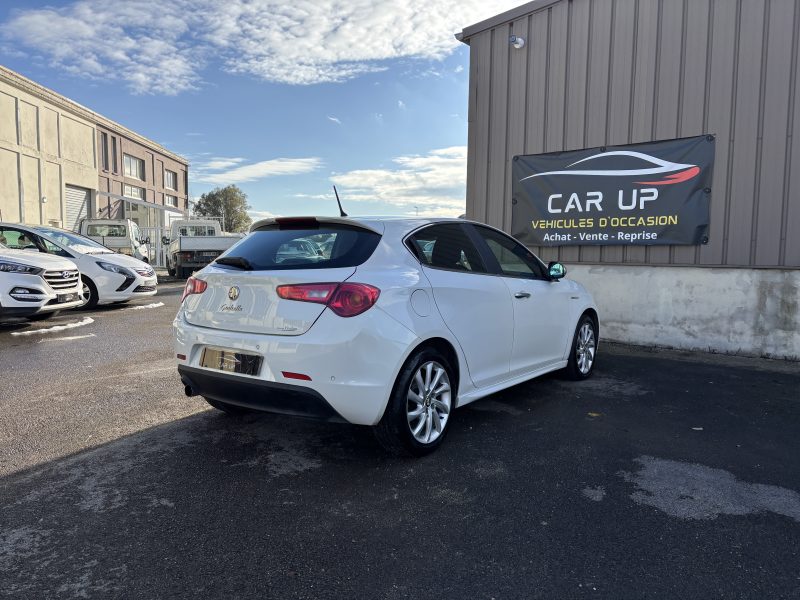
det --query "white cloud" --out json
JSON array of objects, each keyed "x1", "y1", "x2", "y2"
[
  {"x1": 248, "y1": 210, "x2": 279, "y2": 220},
  {"x1": 327, "y1": 115, "x2": 342, "y2": 125},
  {"x1": 193, "y1": 156, "x2": 323, "y2": 185},
  {"x1": 397, "y1": 100, "x2": 407, "y2": 110},
  {"x1": 331, "y1": 146, "x2": 466, "y2": 217},
  {"x1": 2, "y1": 0, "x2": 522, "y2": 92},
  {"x1": 202, "y1": 157, "x2": 246, "y2": 170}
]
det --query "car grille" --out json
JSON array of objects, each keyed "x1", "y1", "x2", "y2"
[
  {"x1": 43, "y1": 269, "x2": 80, "y2": 291},
  {"x1": 134, "y1": 285, "x2": 157, "y2": 293},
  {"x1": 134, "y1": 266, "x2": 155, "y2": 277}
]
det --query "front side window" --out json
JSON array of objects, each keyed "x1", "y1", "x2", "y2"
[
  {"x1": 123, "y1": 184, "x2": 145, "y2": 200},
  {"x1": 164, "y1": 170, "x2": 177, "y2": 190},
  {"x1": 0, "y1": 228, "x2": 36, "y2": 250},
  {"x1": 472, "y1": 225, "x2": 546, "y2": 279},
  {"x1": 407, "y1": 224, "x2": 487, "y2": 274},
  {"x1": 123, "y1": 154, "x2": 145, "y2": 180}
]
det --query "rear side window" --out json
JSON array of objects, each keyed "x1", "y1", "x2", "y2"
[
  {"x1": 217, "y1": 224, "x2": 381, "y2": 271},
  {"x1": 407, "y1": 224, "x2": 487, "y2": 274}
]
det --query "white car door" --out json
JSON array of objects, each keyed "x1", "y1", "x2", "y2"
[
  {"x1": 408, "y1": 224, "x2": 513, "y2": 388},
  {"x1": 470, "y1": 225, "x2": 574, "y2": 376}
]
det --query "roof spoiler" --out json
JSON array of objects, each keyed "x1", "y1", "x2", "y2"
[{"x1": 249, "y1": 216, "x2": 383, "y2": 235}]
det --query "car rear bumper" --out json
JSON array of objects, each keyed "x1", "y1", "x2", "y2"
[
  {"x1": 178, "y1": 365, "x2": 346, "y2": 422},
  {"x1": 173, "y1": 306, "x2": 418, "y2": 426}
]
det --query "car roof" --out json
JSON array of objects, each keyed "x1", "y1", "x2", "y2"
[{"x1": 250, "y1": 215, "x2": 478, "y2": 237}]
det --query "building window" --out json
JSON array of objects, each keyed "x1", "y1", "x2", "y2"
[
  {"x1": 100, "y1": 132, "x2": 109, "y2": 171},
  {"x1": 111, "y1": 137, "x2": 118, "y2": 173},
  {"x1": 123, "y1": 154, "x2": 145, "y2": 180},
  {"x1": 165, "y1": 194, "x2": 178, "y2": 207},
  {"x1": 123, "y1": 184, "x2": 145, "y2": 200},
  {"x1": 164, "y1": 169, "x2": 177, "y2": 190}
]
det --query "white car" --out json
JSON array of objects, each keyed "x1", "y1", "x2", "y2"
[
  {"x1": 0, "y1": 241, "x2": 84, "y2": 321},
  {"x1": 0, "y1": 223, "x2": 157, "y2": 308},
  {"x1": 174, "y1": 217, "x2": 598, "y2": 455}
]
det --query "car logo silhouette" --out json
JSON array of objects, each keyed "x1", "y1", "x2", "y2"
[
  {"x1": 519, "y1": 150, "x2": 700, "y2": 186},
  {"x1": 228, "y1": 286, "x2": 240, "y2": 301}
]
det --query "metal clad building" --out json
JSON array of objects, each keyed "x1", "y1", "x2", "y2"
[{"x1": 459, "y1": 0, "x2": 800, "y2": 358}]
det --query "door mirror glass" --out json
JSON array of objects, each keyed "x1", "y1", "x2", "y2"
[
  {"x1": 548, "y1": 261, "x2": 566, "y2": 280},
  {"x1": 162, "y1": 236, "x2": 170, "y2": 245}
]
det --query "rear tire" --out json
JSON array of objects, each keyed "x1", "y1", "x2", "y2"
[
  {"x1": 27, "y1": 311, "x2": 59, "y2": 321},
  {"x1": 564, "y1": 314, "x2": 597, "y2": 380},
  {"x1": 204, "y1": 398, "x2": 254, "y2": 416},
  {"x1": 374, "y1": 348, "x2": 455, "y2": 457},
  {"x1": 167, "y1": 266, "x2": 176, "y2": 277}
]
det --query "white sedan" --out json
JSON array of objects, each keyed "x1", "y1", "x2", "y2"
[
  {"x1": 0, "y1": 223, "x2": 157, "y2": 308},
  {"x1": 174, "y1": 217, "x2": 598, "y2": 455}
]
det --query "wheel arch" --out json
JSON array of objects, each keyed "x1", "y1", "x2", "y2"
[{"x1": 581, "y1": 307, "x2": 599, "y2": 340}]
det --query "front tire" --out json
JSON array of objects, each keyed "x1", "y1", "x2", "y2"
[
  {"x1": 374, "y1": 348, "x2": 455, "y2": 456},
  {"x1": 564, "y1": 315, "x2": 597, "y2": 380},
  {"x1": 81, "y1": 277, "x2": 99, "y2": 309}
]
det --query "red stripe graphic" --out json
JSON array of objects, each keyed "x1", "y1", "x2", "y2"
[{"x1": 634, "y1": 166, "x2": 701, "y2": 186}]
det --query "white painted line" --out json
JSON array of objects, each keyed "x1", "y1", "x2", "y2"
[
  {"x1": 37, "y1": 333, "x2": 96, "y2": 343},
  {"x1": 125, "y1": 302, "x2": 165, "y2": 311},
  {"x1": 11, "y1": 317, "x2": 94, "y2": 337}
]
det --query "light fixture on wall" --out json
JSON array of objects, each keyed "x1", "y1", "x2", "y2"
[
  {"x1": 41, "y1": 195, "x2": 47, "y2": 204},
  {"x1": 509, "y1": 35, "x2": 525, "y2": 49}
]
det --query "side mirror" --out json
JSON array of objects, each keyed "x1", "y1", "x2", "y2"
[
  {"x1": 161, "y1": 236, "x2": 170, "y2": 245},
  {"x1": 547, "y1": 261, "x2": 566, "y2": 280}
]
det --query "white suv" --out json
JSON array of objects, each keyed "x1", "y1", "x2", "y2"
[
  {"x1": 0, "y1": 241, "x2": 84, "y2": 321},
  {"x1": 174, "y1": 217, "x2": 598, "y2": 455}
]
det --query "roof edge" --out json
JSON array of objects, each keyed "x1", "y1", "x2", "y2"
[
  {"x1": 457, "y1": 0, "x2": 563, "y2": 42},
  {"x1": 0, "y1": 65, "x2": 189, "y2": 166}
]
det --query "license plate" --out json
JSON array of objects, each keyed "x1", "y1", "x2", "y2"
[
  {"x1": 200, "y1": 348, "x2": 262, "y2": 376},
  {"x1": 57, "y1": 293, "x2": 78, "y2": 303}
]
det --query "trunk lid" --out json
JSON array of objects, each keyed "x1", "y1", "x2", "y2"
[{"x1": 183, "y1": 264, "x2": 356, "y2": 335}]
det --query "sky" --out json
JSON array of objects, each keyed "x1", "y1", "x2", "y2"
[{"x1": 0, "y1": 0, "x2": 524, "y2": 221}]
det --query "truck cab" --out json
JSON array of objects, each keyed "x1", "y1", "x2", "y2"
[
  {"x1": 76, "y1": 218, "x2": 151, "y2": 263},
  {"x1": 163, "y1": 219, "x2": 244, "y2": 278}
]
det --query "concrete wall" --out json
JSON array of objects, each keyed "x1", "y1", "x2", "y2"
[
  {"x1": 568, "y1": 265, "x2": 800, "y2": 359},
  {"x1": 0, "y1": 78, "x2": 97, "y2": 227}
]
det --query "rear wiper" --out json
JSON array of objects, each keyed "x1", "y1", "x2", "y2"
[{"x1": 215, "y1": 256, "x2": 253, "y2": 270}]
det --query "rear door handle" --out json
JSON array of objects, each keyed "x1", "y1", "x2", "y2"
[{"x1": 514, "y1": 292, "x2": 531, "y2": 299}]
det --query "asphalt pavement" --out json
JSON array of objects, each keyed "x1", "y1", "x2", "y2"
[{"x1": 1, "y1": 283, "x2": 799, "y2": 599}]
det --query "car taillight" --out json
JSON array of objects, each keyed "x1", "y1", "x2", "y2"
[
  {"x1": 276, "y1": 282, "x2": 380, "y2": 317},
  {"x1": 181, "y1": 276, "x2": 208, "y2": 303}
]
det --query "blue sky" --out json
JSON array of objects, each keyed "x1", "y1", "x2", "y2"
[{"x1": 0, "y1": 0, "x2": 522, "y2": 220}]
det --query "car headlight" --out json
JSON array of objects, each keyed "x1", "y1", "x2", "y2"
[
  {"x1": 96, "y1": 261, "x2": 134, "y2": 277},
  {"x1": 0, "y1": 260, "x2": 44, "y2": 275}
]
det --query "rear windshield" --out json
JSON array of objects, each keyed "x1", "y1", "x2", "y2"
[
  {"x1": 215, "y1": 224, "x2": 381, "y2": 271},
  {"x1": 87, "y1": 224, "x2": 127, "y2": 237}
]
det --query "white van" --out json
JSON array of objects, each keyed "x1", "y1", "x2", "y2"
[
  {"x1": 76, "y1": 218, "x2": 151, "y2": 263},
  {"x1": 0, "y1": 241, "x2": 84, "y2": 321}
]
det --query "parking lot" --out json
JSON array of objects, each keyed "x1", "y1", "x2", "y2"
[{"x1": 1, "y1": 281, "x2": 799, "y2": 599}]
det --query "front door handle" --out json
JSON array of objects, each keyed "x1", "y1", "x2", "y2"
[{"x1": 514, "y1": 292, "x2": 531, "y2": 299}]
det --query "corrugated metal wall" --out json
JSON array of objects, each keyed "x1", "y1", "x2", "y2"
[{"x1": 464, "y1": 0, "x2": 800, "y2": 268}]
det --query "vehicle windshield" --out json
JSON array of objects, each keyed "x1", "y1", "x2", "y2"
[
  {"x1": 32, "y1": 226, "x2": 114, "y2": 254},
  {"x1": 215, "y1": 224, "x2": 379, "y2": 271}
]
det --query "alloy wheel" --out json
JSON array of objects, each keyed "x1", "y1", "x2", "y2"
[
  {"x1": 406, "y1": 361, "x2": 451, "y2": 444},
  {"x1": 576, "y1": 322, "x2": 596, "y2": 375}
]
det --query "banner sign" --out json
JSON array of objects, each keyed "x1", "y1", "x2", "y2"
[{"x1": 511, "y1": 135, "x2": 715, "y2": 246}]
